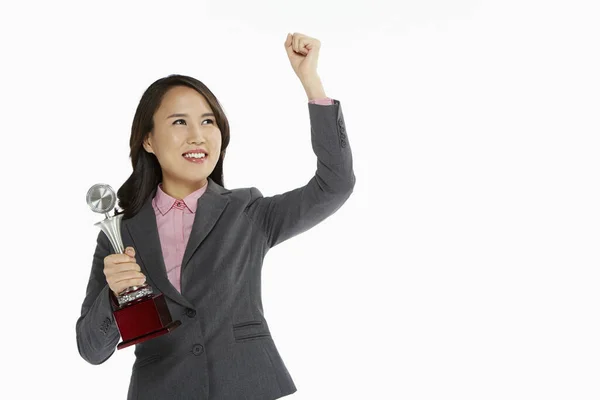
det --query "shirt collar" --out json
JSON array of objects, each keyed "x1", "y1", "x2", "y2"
[{"x1": 152, "y1": 181, "x2": 208, "y2": 215}]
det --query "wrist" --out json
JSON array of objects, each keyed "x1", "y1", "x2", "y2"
[{"x1": 301, "y1": 75, "x2": 326, "y2": 100}]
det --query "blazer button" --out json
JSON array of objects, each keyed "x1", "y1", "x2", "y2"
[
  {"x1": 185, "y1": 308, "x2": 196, "y2": 318},
  {"x1": 192, "y1": 344, "x2": 204, "y2": 355}
]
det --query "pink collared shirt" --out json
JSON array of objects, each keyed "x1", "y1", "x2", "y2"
[
  {"x1": 152, "y1": 181, "x2": 208, "y2": 292},
  {"x1": 152, "y1": 97, "x2": 333, "y2": 292}
]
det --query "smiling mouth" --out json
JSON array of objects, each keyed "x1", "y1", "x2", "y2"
[
  {"x1": 182, "y1": 154, "x2": 208, "y2": 163},
  {"x1": 182, "y1": 151, "x2": 207, "y2": 159}
]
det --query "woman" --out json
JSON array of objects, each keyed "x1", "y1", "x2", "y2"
[{"x1": 76, "y1": 32, "x2": 355, "y2": 400}]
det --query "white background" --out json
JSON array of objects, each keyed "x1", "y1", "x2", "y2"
[{"x1": 1, "y1": 0, "x2": 599, "y2": 399}]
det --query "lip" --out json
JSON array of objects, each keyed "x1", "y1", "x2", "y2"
[
  {"x1": 183, "y1": 154, "x2": 207, "y2": 164},
  {"x1": 182, "y1": 149, "x2": 208, "y2": 156}
]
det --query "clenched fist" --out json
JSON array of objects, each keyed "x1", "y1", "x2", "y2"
[
  {"x1": 104, "y1": 246, "x2": 146, "y2": 296},
  {"x1": 284, "y1": 32, "x2": 321, "y2": 81}
]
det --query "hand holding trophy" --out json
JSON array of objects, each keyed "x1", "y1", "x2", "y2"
[
  {"x1": 104, "y1": 247, "x2": 146, "y2": 300},
  {"x1": 86, "y1": 183, "x2": 181, "y2": 350}
]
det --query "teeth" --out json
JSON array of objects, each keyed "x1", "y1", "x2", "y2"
[{"x1": 184, "y1": 153, "x2": 206, "y2": 159}]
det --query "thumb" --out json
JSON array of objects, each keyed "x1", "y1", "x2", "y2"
[
  {"x1": 304, "y1": 42, "x2": 317, "y2": 62},
  {"x1": 125, "y1": 247, "x2": 135, "y2": 256}
]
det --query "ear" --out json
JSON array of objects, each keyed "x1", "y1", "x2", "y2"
[{"x1": 142, "y1": 135, "x2": 154, "y2": 154}]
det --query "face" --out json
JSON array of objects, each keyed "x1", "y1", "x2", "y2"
[{"x1": 143, "y1": 85, "x2": 222, "y2": 199}]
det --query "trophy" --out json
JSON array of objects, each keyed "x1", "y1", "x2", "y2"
[{"x1": 86, "y1": 183, "x2": 181, "y2": 350}]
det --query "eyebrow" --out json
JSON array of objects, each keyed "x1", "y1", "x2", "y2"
[{"x1": 166, "y1": 112, "x2": 215, "y2": 119}]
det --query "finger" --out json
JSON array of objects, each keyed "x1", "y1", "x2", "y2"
[
  {"x1": 123, "y1": 276, "x2": 147, "y2": 290},
  {"x1": 296, "y1": 36, "x2": 306, "y2": 54},
  {"x1": 108, "y1": 273, "x2": 144, "y2": 289},
  {"x1": 285, "y1": 33, "x2": 295, "y2": 57},
  {"x1": 118, "y1": 261, "x2": 141, "y2": 272},
  {"x1": 113, "y1": 270, "x2": 146, "y2": 284},
  {"x1": 300, "y1": 39, "x2": 308, "y2": 55},
  {"x1": 110, "y1": 253, "x2": 134, "y2": 264},
  {"x1": 107, "y1": 261, "x2": 141, "y2": 275},
  {"x1": 122, "y1": 254, "x2": 136, "y2": 263},
  {"x1": 115, "y1": 278, "x2": 146, "y2": 294},
  {"x1": 284, "y1": 33, "x2": 292, "y2": 48}
]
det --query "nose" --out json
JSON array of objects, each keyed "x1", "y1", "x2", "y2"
[{"x1": 187, "y1": 123, "x2": 207, "y2": 144}]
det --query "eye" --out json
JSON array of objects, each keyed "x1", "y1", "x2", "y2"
[{"x1": 173, "y1": 118, "x2": 214, "y2": 125}]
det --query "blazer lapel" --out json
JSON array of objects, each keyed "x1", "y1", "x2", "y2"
[
  {"x1": 181, "y1": 178, "x2": 231, "y2": 272},
  {"x1": 123, "y1": 177, "x2": 231, "y2": 309}
]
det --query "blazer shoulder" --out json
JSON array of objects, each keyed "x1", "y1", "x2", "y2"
[{"x1": 224, "y1": 186, "x2": 261, "y2": 206}]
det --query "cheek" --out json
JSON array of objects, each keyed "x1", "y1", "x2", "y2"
[
  {"x1": 156, "y1": 142, "x2": 182, "y2": 167},
  {"x1": 212, "y1": 132, "x2": 222, "y2": 150}
]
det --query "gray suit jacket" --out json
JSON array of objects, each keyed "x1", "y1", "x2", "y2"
[{"x1": 76, "y1": 99, "x2": 355, "y2": 400}]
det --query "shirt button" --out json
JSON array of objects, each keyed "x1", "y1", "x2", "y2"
[{"x1": 192, "y1": 344, "x2": 204, "y2": 355}]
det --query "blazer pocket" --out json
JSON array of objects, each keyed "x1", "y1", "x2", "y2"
[
  {"x1": 232, "y1": 320, "x2": 271, "y2": 342},
  {"x1": 132, "y1": 354, "x2": 161, "y2": 370}
]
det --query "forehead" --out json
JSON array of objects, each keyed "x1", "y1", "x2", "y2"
[{"x1": 157, "y1": 86, "x2": 212, "y2": 114}]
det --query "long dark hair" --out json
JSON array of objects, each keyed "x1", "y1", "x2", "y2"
[{"x1": 116, "y1": 74, "x2": 231, "y2": 220}]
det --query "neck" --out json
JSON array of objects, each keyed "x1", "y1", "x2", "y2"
[{"x1": 161, "y1": 178, "x2": 208, "y2": 200}]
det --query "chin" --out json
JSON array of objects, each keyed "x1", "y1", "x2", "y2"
[{"x1": 189, "y1": 176, "x2": 205, "y2": 183}]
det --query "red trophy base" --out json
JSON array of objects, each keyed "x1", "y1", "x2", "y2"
[{"x1": 114, "y1": 292, "x2": 181, "y2": 350}]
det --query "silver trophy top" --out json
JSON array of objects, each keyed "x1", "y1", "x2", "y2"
[
  {"x1": 87, "y1": 183, "x2": 124, "y2": 254},
  {"x1": 87, "y1": 183, "x2": 118, "y2": 218}
]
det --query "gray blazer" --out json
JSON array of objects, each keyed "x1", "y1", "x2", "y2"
[{"x1": 76, "y1": 99, "x2": 355, "y2": 400}]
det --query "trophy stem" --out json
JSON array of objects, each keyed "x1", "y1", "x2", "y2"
[{"x1": 94, "y1": 214, "x2": 125, "y2": 254}]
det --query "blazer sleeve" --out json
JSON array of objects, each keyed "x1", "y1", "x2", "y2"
[
  {"x1": 75, "y1": 230, "x2": 121, "y2": 365},
  {"x1": 245, "y1": 99, "x2": 355, "y2": 249}
]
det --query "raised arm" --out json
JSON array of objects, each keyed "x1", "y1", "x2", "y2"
[
  {"x1": 245, "y1": 33, "x2": 355, "y2": 248},
  {"x1": 245, "y1": 97, "x2": 354, "y2": 248}
]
